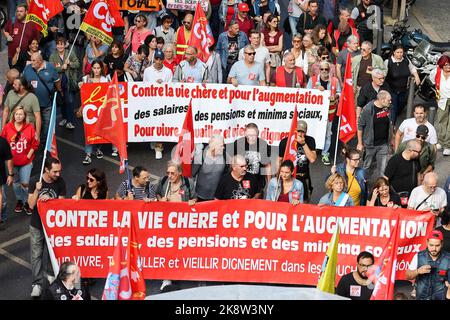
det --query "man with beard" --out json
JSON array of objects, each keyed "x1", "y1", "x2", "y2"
[
  {"x1": 2, "y1": 77, "x2": 42, "y2": 138},
  {"x1": 28, "y1": 157, "x2": 66, "y2": 298},
  {"x1": 336, "y1": 251, "x2": 374, "y2": 300},
  {"x1": 406, "y1": 230, "x2": 450, "y2": 300},
  {"x1": 42, "y1": 261, "x2": 91, "y2": 300},
  {"x1": 173, "y1": 46, "x2": 210, "y2": 83}
]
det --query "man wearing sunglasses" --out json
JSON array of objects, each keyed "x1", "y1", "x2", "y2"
[
  {"x1": 307, "y1": 61, "x2": 341, "y2": 166},
  {"x1": 396, "y1": 125, "x2": 436, "y2": 185},
  {"x1": 395, "y1": 104, "x2": 438, "y2": 152},
  {"x1": 228, "y1": 44, "x2": 265, "y2": 86},
  {"x1": 356, "y1": 68, "x2": 391, "y2": 121},
  {"x1": 174, "y1": 13, "x2": 193, "y2": 60}
]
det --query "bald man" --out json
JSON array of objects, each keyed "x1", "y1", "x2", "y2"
[
  {"x1": 408, "y1": 172, "x2": 447, "y2": 225},
  {"x1": 23, "y1": 52, "x2": 61, "y2": 144},
  {"x1": 174, "y1": 13, "x2": 193, "y2": 60}
]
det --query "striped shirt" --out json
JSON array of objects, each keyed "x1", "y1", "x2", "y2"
[{"x1": 116, "y1": 181, "x2": 156, "y2": 200}]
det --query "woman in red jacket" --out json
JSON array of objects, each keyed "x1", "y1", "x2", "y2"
[{"x1": 1, "y1": 106, "x2": 39, "y2": 215}]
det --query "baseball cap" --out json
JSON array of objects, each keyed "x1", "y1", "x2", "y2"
[
  {"x1": 416, "y1": 124, "x2": 429, "y2": 137},
  {"x1": 297, "y1": 120, "x2": 308, "y2": 132},
  {"x1": 154, "y1": 49, "x2": 164, "y2": 60},
  {"x1": 427, "y1": 230, "x2": 443, "y2": 241},
  {"x1": 238, "y1": 3, "x2": 250, "y2": 12}
]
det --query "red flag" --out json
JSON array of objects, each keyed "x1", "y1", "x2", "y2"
[
  {"x1": 93, "y1": 72, "x2": 128, "y2": 173},
  {"x1": 80, "y1": 0, "x2": 124, "y2": 46},
  {"x1": 102, "y1": 228, "x2": 132, "y2": 300},
  {"x1": 367, "y1": 214, "x2": 400, "y2": 300},
  {"x1": 187, "y1": 3, "x2": 215, "y2": 63},
  {"x1": 128, "y1": 216, "x2": 146, "y2": 300},
  {"x1": 336, "y1": 54, "x2": 357, "y2": 143},
  {"x1": 26, "y1": 0, "x2": 64, "y2": 37},
  {"x1": 283, "y1": 106, "x2": 298, "y2": 176},
  {"x1": 174, "y1": 99, "x2": 194, "y2": 177}
]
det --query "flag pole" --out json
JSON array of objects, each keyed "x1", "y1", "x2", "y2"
[
  {"x1": 39, "y1": 93, "x2": 58, "y2": 183},
  {"x1": 18, "y1": 20, "x2": 28, "y2": 50},
  {"x1": 67, "y1": 28, "x2": 81, "y2": 61},
  {"x1": 333, "y1": 115, "x2": 342, "y2": 167}
]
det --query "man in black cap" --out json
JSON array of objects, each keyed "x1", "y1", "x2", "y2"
[
  {"x1": 278, "y1": 120, "x2": 317, "y2": 203},
  {"x1": 396, "y1": 124, "x2": 436, "y2": 184}
]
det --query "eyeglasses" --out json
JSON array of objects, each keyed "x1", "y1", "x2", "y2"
[
  {"x1": 292, "y1": 40, "x2": 301, "y2": 43},
  {"x1": 166, "y1": 171, "x2": 177, "y2": 175},
  {"x1": 320, "y1": 56, "x2": 329, "y2": 60},
  {"x1": 86, "y1": 176, "x2": 95, "y2": 183},
  {"x1": 350, "y1": 158, "x2": 360, "y2": 161},
  {"x1": 320, "y1": 68, "x2": 330, "y2": 71},
  {"x1": 376, "y1": 77, "x2": 385, "y2": 80},
  {"x1": 361, "y1": 47, "x2": 370, "y2": 52},
  {"x1": 245, "y1": 52, "x2": 256, "y2": 56},
  {"x1": 135, "y1": 20, "x2": 142, "y2": 23},
  {"x1": 183, "y1": 21, "x2": 191, "y2": 25},
  {"x1": 238, "y1": 164, "x2": 248, "y2": 168},
  {"x1": 411, "y1": 149, "x2": 421, "y2": 153},
  {"x1": 416, "y1": 134, "x2": 427, "y2": 140},
  {"x1": 358, "y1": 263, "x2": 373, "y2": 269}
]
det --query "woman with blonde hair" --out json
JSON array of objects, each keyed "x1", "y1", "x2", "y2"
[{"x1": 318, "y1": 173, "x2": 354, "y2": 207}]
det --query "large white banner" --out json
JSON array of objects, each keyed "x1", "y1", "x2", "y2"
[{"x1": 128, "y1": 83, "x2": 329, "y2": 148}]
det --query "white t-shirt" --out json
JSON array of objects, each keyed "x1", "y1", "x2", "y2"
[
  {"x1": 143, "y1": 65, "x2": 173, "y2": 83},
  {"x1": 407, "y1": 186, "x2": 447, "y2": 211},
  {"x1": 238, "y1": 46, "x2": 270, "y2": 66},
  {"x1": 398, "y1": 118, "x2": 438, "y2": 145}
]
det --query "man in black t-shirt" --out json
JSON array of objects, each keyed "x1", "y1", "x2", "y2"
[
  {"x1": 278, "y1": 120, "x2": 317, "y2": 203},
  {"x1": 28, "y1": 157, "x2": 66, "y2": 298},
  {"x1": 230, "y1": 123, "x2": 271, "y2": 195},
  {"x1": 357, "y1": 90, "x2": 393, "y2": 180},
  {"x1": 384, "y1": 139, "x2": 421, "y2": 198},
  {"x1": 336, "y1": 251, "x2": 374, "y2": 300},
  {"x1": 0, "y1": 136, "x2": 14, "y2": 224},
  {"x1": 215, "y1": 155, "x2": 261, "y2": 200}
]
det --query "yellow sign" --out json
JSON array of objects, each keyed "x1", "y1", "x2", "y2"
[{"x1": 116, "y1": 0, "x2": 161, "y2": 12}]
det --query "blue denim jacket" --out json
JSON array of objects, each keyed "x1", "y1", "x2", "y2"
[
  {"x1": 265, "y1": 177, "x2": 304, "y2": 203},
  {"x1": 416, "y1": 250, "x2": 450, "y2": 300},
  {"x1": 216, "y1": 31, "x2": 249, "y2": 69},
  {"x1": 253, "y1": 0, "x2": 276, "y2": 16},
  {"x1": 318, "y1": 192, "x2": 354, "y2": 206},
  {"x1": 335, "y1": 162, "x2": 368, "y2": 205}
]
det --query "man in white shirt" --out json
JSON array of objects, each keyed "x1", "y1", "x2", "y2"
[
  {"x1": 142, "y1": 49, "x2": 173, "y2": 159},
  {"x1": 408, "y1": 172, "x2": 447, "y2": 227},
  {"x1": 143, "y1": 49, "x2": 173, "y2": 83},
  {"x1": 238, "y1": 30, "x2": 270, "y2": 83},
  {"x1": 394, "y1": 104, "x2": 438, "y2": 151}
]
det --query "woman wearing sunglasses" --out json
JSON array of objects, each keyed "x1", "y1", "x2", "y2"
[
  {"x1": 72, "y1": 168, "x2": 109, "y2": 200},
  {"x1": 124, "y1": 14, "x2": 153, "y2": 55},
  {"x1": 1, "y1": 106, "x2": 39, "y2": 215}
]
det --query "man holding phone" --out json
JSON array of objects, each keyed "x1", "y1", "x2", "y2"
[{"x1": 408, "y1": 172, "x2": 447, "y2": 227}]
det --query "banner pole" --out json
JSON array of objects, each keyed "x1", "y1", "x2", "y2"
[{"x1": 333, "y1": 115, "x2": 342, "y2": 167}]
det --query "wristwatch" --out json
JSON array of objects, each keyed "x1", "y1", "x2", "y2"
[{"x1": 8, "y1": 173, "x2": 14, "y2": 177}]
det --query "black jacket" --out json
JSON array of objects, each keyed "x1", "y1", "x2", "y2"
[{"x1": 42, "y1": 278, "x2": 91, "y2": 300}]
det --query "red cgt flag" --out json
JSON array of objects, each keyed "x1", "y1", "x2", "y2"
[
  {"x1": 102, "y1": 228, "x2": 132, "y2": 300},
  {"x1": 187, "y1": 2, "x2": 215, "y2": 63},
  {"x1": 26, "y1": 0, "x2": 64, "y2": 37},
  {"x1": 174, "y1": 99, "x2": 194, "y2": 177},
  {"x1": 80, "y1": 0, "x2": 124, "y2": 46},
  {"x1": 93, "y1": 72, "x2": 128, "y2": 173},
  {"x1": 367, "y1": 214, "x2": 400, "y2": 300},
  {"x1": 283, "y1": 106, "x2": 298, "y2": 176},
  {"x1": 336, "y1": 53, "x2": 357, "y2": 143},
  {"x1": 128, "y1": 216, "x2": 146, "y2": 300}
]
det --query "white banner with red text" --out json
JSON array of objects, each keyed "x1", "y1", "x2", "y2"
[
  {"x1": 38, "y1": 200, "x2": 434, "y2": 285},
  {"x1": 81, "y1": 82, "x2": 330, "y2": 149}
]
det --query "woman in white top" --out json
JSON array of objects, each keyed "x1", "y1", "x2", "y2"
[
  {"x1": 284, "y1": 33, "x2": 309, "y2": 75},
  {"x1": 78, "y1": 60, "x2": 117, "y2": 165}
]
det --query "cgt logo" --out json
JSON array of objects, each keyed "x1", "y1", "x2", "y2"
[
  {"x1": 83, "y1": 83, "x2": 126, "y2": 124},
  {"x1": 93, "y1": 1, "x2": 116, "y2": 33},
  {"x1": 33, "y1": 0, "x2": 51, "y2": 21}
]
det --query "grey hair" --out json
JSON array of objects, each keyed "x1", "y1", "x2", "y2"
[
  {"x1": 361, "y1": 41, "x2": 373, "y2": 49},
  {"x1": 283, "y1": 51, "x2": 295, "y2": 62},
  {"x1": 243, "y1": 44, "x2": 255, "y2": 52},
  {"x1": 346, "y1": 35, "x2": 359, "y2": 45},
  {"x1": 377, "y1": 90, "x2": 391, "y2": 101},
  {"x1": 167, "y1": 160, "x2": 183, "y2": 174},
  {"x1": 371, "y1": 68, "x2": 385, "y2": 78},
  {"x1": 231, "y1": 154, "x2": 246, "y2": 166}
]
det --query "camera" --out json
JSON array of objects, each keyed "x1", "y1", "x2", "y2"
[{"x1": 437, "y1": 269, "x2": 448, "y2": 282}]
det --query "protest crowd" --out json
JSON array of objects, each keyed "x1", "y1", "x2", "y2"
[{"x1": 0, "y1": 0, "x2": 450, "y2": 301}]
